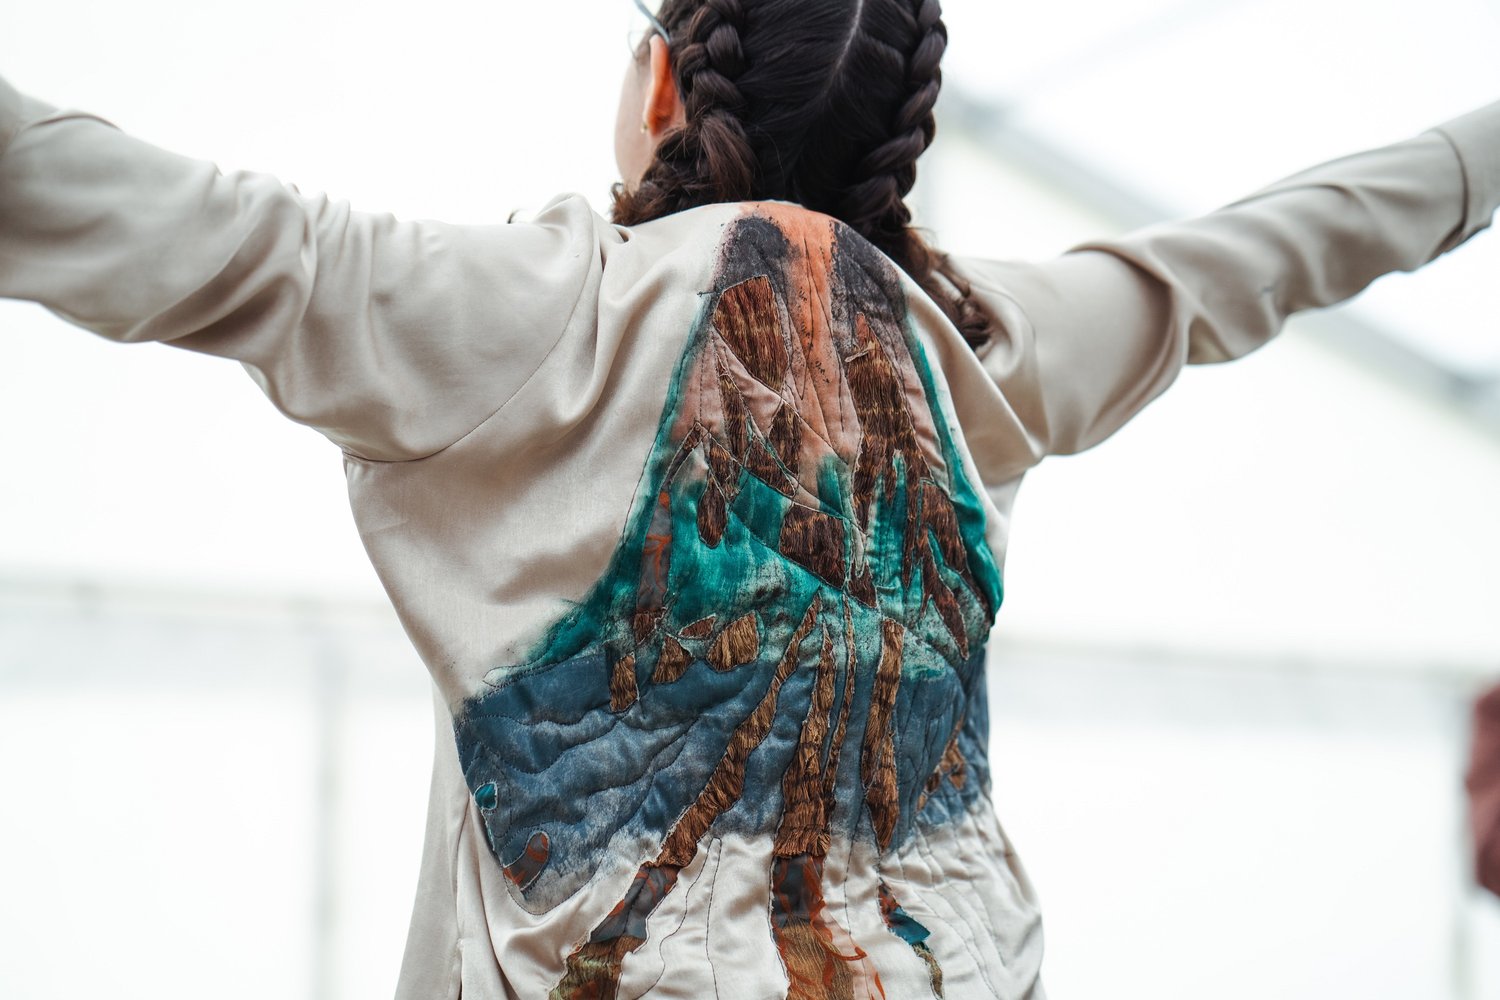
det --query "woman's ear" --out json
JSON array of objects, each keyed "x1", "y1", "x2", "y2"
[{"x1": 643, "y1": 35, "x2": 686, "y2": 137}]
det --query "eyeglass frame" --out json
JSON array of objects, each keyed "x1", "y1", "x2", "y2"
[{"x1": 632, "y1": 0, "x2": 673, "y2": 48}]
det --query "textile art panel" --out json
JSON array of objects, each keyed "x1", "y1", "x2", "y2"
[{"x1": 454, "y1": 205, "x2": 1003, "y2": 999}]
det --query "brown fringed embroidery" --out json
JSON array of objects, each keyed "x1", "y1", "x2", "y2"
[
  {"x1": 919, "y1": 729, "x2": 968, "y2": 812},
  {"x1": 767, "y1": 601, "x2": 885, "y2": 1000},
  {"x1": 877, "y1": 882, "x2": 945, "y2": 998},
  {"x1": 768, "y1": 402, "x2": 803, "y2": 469},
  {"x1": 780, "y1": 505, "x2": 848, "y2": 589},
  {"x1": 774, "y1": 626, "x2": 838, "y2": 858},
  {"x1": 848, "y1": 563, "x2": 877, "y2": 608},
  {"x1": 745, "y1": 438, "x2": 798, "y2": 497},
  {"x1": 918, "y1": 539, "x2": 969, "y2": 659},
  {"x1": 938, "y1": 731, "x2": 967, "y2": 790},
  {"x1": 553, "y1": 937, "x2": 641, "y2": 1000},
  {"x1": 707, "y1": 612, "x2": 760, "y2": 673},
  {"x1": 714, "y1": 274, "x2": 789, "y2": 390},
  {"x1": 845, "y1": 314, "x2": 931, "y2": 531},
  {"x1": 921, "y1": 481, "x2": 991, "y2": 624},
  {"x1": 652, "y1": 636, "x2": 692, "y2": 685},
  {"x1": 823, "y1": 601, "x2": 858, "y2": 818},
  {"x1": 659, "y1": 597, "x2": 819, "y2": 866},
  {"x1": 609, "y1": 653, "x2": 638, "y2": 713},
  {"x1": 553, "y1": 865, "x2": 680, "y2": 1000},
  {"x1": 919, "y1": 483, "x2": 967, "y2": 571},
  {"x1": 679, "y1": 615, "x2": 717, "y2": 639},
  {"x1": 631, "y1": 610, "x2": 662, "y2": 645},
  {"x1": 706, "y1": 437, "x2": 742, "y2": 500},
  {"x1": 861, "y1": 618, "x2": 905, "y2": 851},
  {"x1": 770, "y1": 854, "x2": 863, "y2": 1000},
  {"x1": 716, "y1": 365, "x2": 751, "y2": 460},
  {"x1": 502, "y1": 831, "x2": 551, "y2": 892},
  {"x1": 698, "y1": 480, "x2": 728, "y2": 547},
  {"x1": 554, "y1": 599, "x2": 820, "y2": 997}
]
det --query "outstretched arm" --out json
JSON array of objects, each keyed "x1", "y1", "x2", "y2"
[
  {"x1": 0, "y1": 75, "x2": 609, "y2": 463},
  {"x1": 954, "y1": 101, "x2": 1500, "y2": 465}
]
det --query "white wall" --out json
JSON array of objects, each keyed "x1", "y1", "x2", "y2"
[{"x1": 0, "y1": 583, "x2": 433, "y2": 1000}]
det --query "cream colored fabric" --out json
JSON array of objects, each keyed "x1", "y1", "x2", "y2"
[{"x1": 2, "y1": 69, "x2": 1496, "y2": 999}]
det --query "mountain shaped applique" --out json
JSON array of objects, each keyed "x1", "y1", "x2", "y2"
[{"x1": 454, "y1": 204, "x2": 1003, "y2": 999}]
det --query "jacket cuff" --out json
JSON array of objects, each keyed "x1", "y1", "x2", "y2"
[{"x1": 1429, "y1": 101, "x2": 1500, "y2": 246}]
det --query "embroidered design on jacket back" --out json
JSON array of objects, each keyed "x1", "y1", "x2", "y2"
[{"x1": 454, "y1": 204, "x2": 1002, "y2": 999}]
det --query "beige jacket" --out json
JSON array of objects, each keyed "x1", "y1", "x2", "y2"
[{"x1": 3, "y1": 72, "x2": 1496, "y2": 1000}]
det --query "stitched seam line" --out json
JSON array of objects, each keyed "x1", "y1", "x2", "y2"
[
  {"x1": 342, "y1": 274, "x2": 593, "y2": 466},
  {"x1": 0, "y1": 78, "x2": 28, "y2": 158},
  {"x1": 1430, "y1": 124, "x2": 1481, "y2": 248}
]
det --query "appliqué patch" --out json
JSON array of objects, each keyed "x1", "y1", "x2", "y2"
[
  {"x1": 452, "y1": 205, "x2": 1003, "y2": 999},
  {"x1": 879, "y1": 881, "x2": 945, "y2": 998}
]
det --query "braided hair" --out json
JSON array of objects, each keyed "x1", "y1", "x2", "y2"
[{"x1": 613, "y1": 0, "x2": 994, "y2": 350}]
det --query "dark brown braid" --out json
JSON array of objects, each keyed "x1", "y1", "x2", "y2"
[
  {"x1": 838, "y1": 0, "x2": 990, "y2": 348},
  {"x1": 645, "y1": 0, "x2": 758, "y2": 207},
  {"x1": 613, "y1": 0, "x2": 996, "y2": 350}
]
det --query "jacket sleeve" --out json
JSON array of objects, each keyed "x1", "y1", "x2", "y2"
[
  {"x1": 0, "y1": 75, "x2": 608, "y2": 463},
  {"x1": 952, "y1": 100, "x2": 1500, "y2": 461}
]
